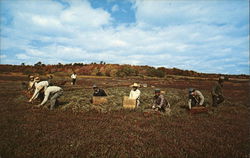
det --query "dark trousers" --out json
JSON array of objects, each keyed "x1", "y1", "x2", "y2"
[
  {"x1": 38, "y1": 92, "x2": 44, "y2": 102},
  {"x1": 72, "y1": 79, "x2": 76, "y2": 85},
  {"x1": 212, "y1": 95, "x2": 224, "y2": 107},
  {"x1": 154, "y1": 105, "x2": 166, "y2": 112},
  {"x1": 191, "y1": 98, "x2": 199, "y2": 107}
]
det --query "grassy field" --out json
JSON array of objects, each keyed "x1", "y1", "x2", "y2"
[{"x1": 0, "y1": 74, "x2": 249, "y2": 158}]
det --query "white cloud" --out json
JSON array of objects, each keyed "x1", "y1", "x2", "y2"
[
  {"x1": 0, "y1": 0, "x2": 249, "y2": 74},
  {"x1": 111, "y1": 4, "x2": 119, "y2": 12},
  {"x1": 31, "y1": 15, "x2": 61, "y2": 27},
  {"x1": 60, "y1": 1, "x2": 111, "y2": 28},
  {"x1": 134, "y1": 0, "x2": 249, "y2": 27},
  {"x1": 16, "y1": 54, "x2": 31, "y2": 60},
  {"x1": 0, "y1": 55, "x2": 7, "y2": 59}
]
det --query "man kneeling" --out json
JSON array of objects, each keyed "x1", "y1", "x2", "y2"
[
  {"x1": 152, "y1": 89, "x2": 170, "y2": 112},
  {"x1": 188, "y1": 88, "x2": 204, "y2": 110},
  {"x1": 36, "y1": 86, "x2": 63, "y2": 110}
]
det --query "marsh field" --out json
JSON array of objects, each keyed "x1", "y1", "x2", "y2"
[{"x1": 0, "y1": 73, "x2": 249, "y2": 158}]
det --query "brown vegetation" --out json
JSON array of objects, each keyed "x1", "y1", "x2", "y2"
[
  {"x1": 0, "y1": 71, "x2": 249, "y2": 158},
  {"x1": 0, "y1": 64, "x2": 248, "y2": 79}
]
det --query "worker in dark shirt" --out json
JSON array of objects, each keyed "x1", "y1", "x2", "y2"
[
  {"x1": 152, "y1": 89, "x2": 170, "y2": 112},
  {"x1": 93, "y1": 85, "x2": 107, "y2": 96},
  {"x1": 211, "y1": 76, "x2": 225, "y2": 107}
]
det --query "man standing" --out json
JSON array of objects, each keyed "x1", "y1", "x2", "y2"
[
  {"x1": 188, "y1": 88, "x2": 205, "y2": 110},
  {"x1": 129, "y1": 83, "x2": 141, "y2": 106},
  {"x1": 211, "y1": 76, "x2": 225, "y2": 107},
  {"x1": 29, "y1": 77, "x2": 49, "y2": 102},
  {"x1": 71, "y1": 72, "x2": 77, "y2": 85},
  {"x1": 152, "y1": 89, "x2": 170, "y2": 112},
  {"x1": 93, "y1": 85, "x2": 107, "y2": 96},
  {"x1": 36, "y1": 86, "x2": 63, "y2": 110}
]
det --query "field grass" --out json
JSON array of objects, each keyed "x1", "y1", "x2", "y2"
[
  {"x1": 0, "y1": 75, "x2": 249, "y2": 158},
  {"x1": 53, "y1": 86, "x2": 238, "y2": 115}
]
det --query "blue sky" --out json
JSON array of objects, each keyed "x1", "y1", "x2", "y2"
[{"x1": 0, "y1": 0, "x2": 249, "y2": 74}]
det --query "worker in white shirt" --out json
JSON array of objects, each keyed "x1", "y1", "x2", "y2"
[
  {"x1": 129, "y1": 83, "x2": 141, "y2": 106},
  {"x1": 71, "y1": 72, "x2": 77, "y2": 85},
  {"x1": 188, "y1": 88, "x2": 205, "y2": 110},
  {"x1": 29, "y1": 77, "x2": 49, "y2": 102},
  {"x1": 36, "y1": 86, "x2": 63, "y2": 110}
]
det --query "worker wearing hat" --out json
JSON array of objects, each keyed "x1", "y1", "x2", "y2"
[
  {"x1": 93, "y1": 85, "x2": 107, "y2": 96},
  {"x1": 211, "y1": 76, "x2": 225, "y2": 107},
  {"x1": 28, "y1": 75, "x2": 35, "y2": 91},
  {"x1": 34, "y1": 77, "x2": 40, "y2": 82},
  {"x1": 188, "y1": 88, "x2": 205, "y2": 110},
  {"x1": 129, "y1": 83, "x2": 141, "y2": 106},
  {"x1": 36, "y1": 86, "x2": 63, "y2": 110},
  {"x1": 152, "y1": 89, "x2": 170, "y2": 112},
  {"x1": 29, "y1": 77, "x2": 49, "y2": 102},
  {"x1": 47, "y1": 74, "x2": 54, "y2": 86}
]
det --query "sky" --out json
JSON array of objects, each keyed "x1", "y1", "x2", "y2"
[{"x1": 0, "y1": 0, "x2": 249, "y2": 74}]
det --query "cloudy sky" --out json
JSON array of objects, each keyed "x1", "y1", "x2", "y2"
[{"x1": 0, "y1": 0, "x2": 249, "y2": 74}]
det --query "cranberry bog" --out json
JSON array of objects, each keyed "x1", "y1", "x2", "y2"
[{"x1": 0, "y1": 74, "x2": 249, "y2": 158}]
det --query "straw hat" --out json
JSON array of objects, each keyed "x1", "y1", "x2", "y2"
[
  {"x1": 34, "y1": 77, "x2": 40, "y2": 82},
  {"x1": 29, "y1": 75, "x2": 34, "y2": 79},
  {"x1": 131, "y1": 83, "x2": 139, "y2": 87}
]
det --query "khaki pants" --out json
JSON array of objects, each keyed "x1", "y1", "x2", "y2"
[
  {"x1": 136, "y1": 99, "x2": 140, "y2": 107},
  {"x1": 50, "y1": 90, "x2": 63, "y2": 110}
]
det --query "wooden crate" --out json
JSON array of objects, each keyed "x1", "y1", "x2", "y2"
[
  {"x1": 123, "y1": 96, "x2": 136, "y2": 109},
  {"x1": 92, "y1": 96, "x2": 108, "y2": 104},
  {"x1": 190, "y1": 106, "x2": 208, "y2": 114}
]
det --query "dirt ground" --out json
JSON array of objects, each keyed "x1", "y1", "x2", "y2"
[{"x1": 0, "y1": 74, "x2": 249, "y2": 158}]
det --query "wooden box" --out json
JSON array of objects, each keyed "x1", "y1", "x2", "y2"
[
  {"x1": 190, "y1": 106, "x2": 208, "y2": 114},
  {"x1": 92, "y1": 96, "x2": 108, "y2": 104},
  {"x1": 123, "y1": 96, "x2": 136, "y2": 109}
]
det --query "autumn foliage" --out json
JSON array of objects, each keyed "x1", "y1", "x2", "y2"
[{"x1": 0, "y1": 63, "x2": 248, "y2": 79}]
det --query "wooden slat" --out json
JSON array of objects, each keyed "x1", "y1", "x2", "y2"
[
  {"x1": 123, "y1": 96, "x2": 136, "y2": 109},
  {"x1": 92, "y1": 96, "x2": 108, "y2": 104}
]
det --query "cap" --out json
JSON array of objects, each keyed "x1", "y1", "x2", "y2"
[
  {"x1": 155, "y1": 89, "x2": 161, "y2": 93},
  {"x1": 34, "y1": 77, "x2": 40, "y2": 82},
  {"x1": 189, "y1": 88, "x2": 195, "y2": 93}
]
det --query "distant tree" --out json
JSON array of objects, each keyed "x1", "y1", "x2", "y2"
[
  {"x1": 146, "y1": 67, "x2": 165, "y2": 78},
  {"x1": 116, "y1": 66, "x2": 138, "y2": 77},
  {"x1": 34, "y1": 61, "x2": 42, "y2": 66},
  {"x1": 21, "y1": 63, "x2": 25, "y2": 66},
  {"x1": 73, "y1": 63, "x2": 84, "y2": 66}
]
